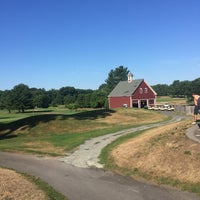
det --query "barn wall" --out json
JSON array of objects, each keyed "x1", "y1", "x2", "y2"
[
  {"x1": 109, "y1": 97, "x2": 130, "y2": 109},
  {"x1": 132, "y1": 81, "x2": 156, "y2": 99}
]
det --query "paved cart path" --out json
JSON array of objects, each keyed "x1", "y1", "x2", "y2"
[{"x1": 0, "y1": 152, "x2": 199, "y2": 200}]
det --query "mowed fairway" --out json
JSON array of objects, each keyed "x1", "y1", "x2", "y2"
[{"x1": 0, "y1": 108, "x2": 168, "y2": 156}]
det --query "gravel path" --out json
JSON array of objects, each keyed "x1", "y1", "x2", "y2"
[{"x1": 61, "y1": 115, "x2": 183, "y2": 168}]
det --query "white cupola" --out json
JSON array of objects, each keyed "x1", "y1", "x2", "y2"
[{"x1": 128, "y1": 72, "x2": 134, "y2": 83}]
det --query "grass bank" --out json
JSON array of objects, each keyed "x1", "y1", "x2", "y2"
[
  {"x1": 99, "y1": 119, "x2": 200, "y2": 196},
  {"x1": 23, "y1": 173, "x2": 67, "y2": 200},
  {"x1": 0, "y1": 108, "x2": 168, "y2": 155}
]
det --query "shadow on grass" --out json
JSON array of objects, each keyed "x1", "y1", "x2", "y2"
[
  {"x1": 0, "y1": 135, "x2": 17, "y2": 140},
  {"x1": 0, "y1": 109, "x2": 115, "y2": 140},
  {"x1": 24, "y1": 109, "x2": 54, "y2": 113},
  {"x1": 71, "y1": 109, "x2": 115, "y2": 120}
]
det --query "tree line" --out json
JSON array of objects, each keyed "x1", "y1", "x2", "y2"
[
  {"x1": 0, "y1": 66, "x2": 199, "y2": 112},
  {"x1": 0, "y1": 66, "x2": 129, "y2": 112},
  {"x1": 152, "y1": 78, "x2": 200, "y2": 99},
  {"x1": 0, "y1": 84, "x2": 107, "y2": 113}
]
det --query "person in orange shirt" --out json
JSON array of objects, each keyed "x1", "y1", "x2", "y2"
[{"x1": 192, "y1": 93, "x2": 200, "y2": 124}]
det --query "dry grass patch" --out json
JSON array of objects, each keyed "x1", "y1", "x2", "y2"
[
  {"x1": 111, "y1": 119, "x2": 200, "y2": 184},
  {"x1": 22, "y1": 141, "x2": 66, "y2": 156},
  {"x1": 0, "y1": 168, "x2": 47, "y2": 200},
  {"x1": 6, "y1": 109, "x2": 168, "y2": 137},
  {"x1": 15, "y1": 119, "x2": 101, "y2": 135},
  {"x1": 96, "y1": 109, "x2": 168, "y2": 125}
]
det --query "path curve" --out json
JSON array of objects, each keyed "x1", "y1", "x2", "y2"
[{"x1": 61, "y1": 115, "x2": 184, "y2": 168}]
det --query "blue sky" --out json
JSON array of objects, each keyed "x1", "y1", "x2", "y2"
[{"x1": 0, "y1": 0, "x2": 200, "y2": 90}]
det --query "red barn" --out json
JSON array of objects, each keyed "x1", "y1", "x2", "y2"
[{"x1": 108, "y1": 73, "x2": 157, "y2": 109}]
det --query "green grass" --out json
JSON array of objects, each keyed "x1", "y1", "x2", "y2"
[
  {"x1": 156, "y1": 96, "x2": 187, "y2": 104},
  {"x1": 0, "y1": 108, "x2": 80, "y2": 123},
  {"x1": 23, "y1": 173, "x2": 68, "y2": 200},
  {"x1": 49, "y1": 125, "x2": 130, "y2": 151},
  {"x1": 0, "y1": 109, "x2": 114, "y2": 153},
  {"x1": 0, "y1": 122, "x2": 136, "y2": 155},
  {"x1": 99, "y1": 130, "x2": 144, "y2": 169}
]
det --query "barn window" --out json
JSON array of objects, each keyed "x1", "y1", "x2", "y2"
[
  {"x1": 139, "y1": 88, "x2": 143, "y2": 94},
  {"x1": 144, "y1": 88, "x2": 148, "y2": 93}
]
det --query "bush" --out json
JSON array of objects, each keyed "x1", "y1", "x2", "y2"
[{"x1": 66, "y1": 103, "x2": 78, "y2": 110}]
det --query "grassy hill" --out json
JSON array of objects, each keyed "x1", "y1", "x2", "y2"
[{"x1": 0, "y1": 108, "x2": 168, "y2": 155}]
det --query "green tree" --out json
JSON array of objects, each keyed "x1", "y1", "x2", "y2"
[
  {"x1": 191, "y1": 78, "x2": 200, "y2": 95},
  {"x1": 169, "y1": 80, "x2": 182, "y2": 97},
  {"x1": 169, "y1": 80, "x2": 192, "y2": 97},
  {"x1": 64, "y1": 95, "x2": 76, "y2": 105},
  {"x1": 76, "y1": 94, "x2": 85, "y2": 108},
  {"x1": 98, "y1": 83, "x2": 110, "y2": 95},
  {"x1": 31, "y1": 88, "x2": 50, "y2": 108},
  {"x1": 48, "y1": 89, "x2": 59, "y2": 107},
  {"x1": 84, "y1": 93, "x2": 92, "y2": 108},
  {"x1": 59, "y1": 86, "x2": 76, "y2": 96},
  {"x1": 105, "y1": 66, "x2": 129, "y2": 93},
  {"x1": 180, "y1": 80, "x2": 191, "y2": 96},
  {"x1": 54, "y1": 93, "x2": 63, "y2": 105},
  {"x1": 152, "y1": 84, "x2": 169, "y2": 96},
  {"x1": 90, "y1": 90, "x2": 106, "y2": 108},
  {"x1": 0, "y1": 90, "x2": 13, "y2": 113},
  {"x1": 12, "y1": 84, "x2": 33, "y2": 112},
  {"x1": 59, "y1": 86, "x2": 77, "y2": 105}
]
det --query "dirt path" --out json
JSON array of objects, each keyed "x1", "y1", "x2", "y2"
[{"x1": 61, "y1": 115, "x2": 184, "y2": 168}]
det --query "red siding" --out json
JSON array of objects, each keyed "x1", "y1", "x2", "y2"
[
  {"x1": 132, "y1": 81, "x2": 156, "y2": 99},
  {"x1": 109, "y1": 97, "x2": 130, "y2": 109}
]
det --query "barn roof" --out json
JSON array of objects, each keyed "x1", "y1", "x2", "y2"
[{"x1": 108, "y1": 79, "x2": 144, "y2": 97}]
